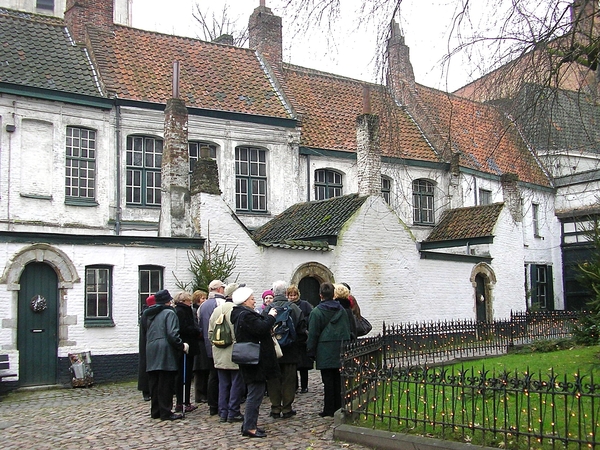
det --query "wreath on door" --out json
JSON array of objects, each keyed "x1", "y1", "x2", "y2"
[{"x1": 30, "y1": 295, "x2": 47, "y2": 313}]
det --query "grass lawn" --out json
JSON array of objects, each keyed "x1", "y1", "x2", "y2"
[{"x1": 348, "y1": 343, "x2": 600, "y2": 449}]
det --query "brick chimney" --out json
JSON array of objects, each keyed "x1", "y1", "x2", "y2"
[
  {"x1": 356, "y1": 86, "x2": 382, "y2": 197},
  {"x1": 65, "y1": 0, "x2": 114, "y2": 44},
  {"x1": 159, "y1": 62, "x2": 194, "y2": 238},
  {"x1": 387, "y1": 21, "x2": 415, "y2": 106},
  {"x1": 249, "y1": 0, "x2": 282, "y2": 70}
]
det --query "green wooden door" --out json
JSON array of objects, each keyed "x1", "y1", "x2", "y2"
[{"x1": 17, "y1": 262, "x2": 58, "y2": 386}]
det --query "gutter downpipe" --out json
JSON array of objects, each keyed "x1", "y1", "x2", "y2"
[
  {"x1": 306, "y1": 154, "x2": 311, "y2": 202},
  {"x1": 115, "y1": 99, "x2": 122, "y2": 235}
]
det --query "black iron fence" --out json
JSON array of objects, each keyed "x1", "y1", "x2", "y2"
[{"x1": 340, "y1": 310, "x2": 596, "y2": 449}]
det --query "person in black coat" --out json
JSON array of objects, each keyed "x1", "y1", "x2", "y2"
[
  {"x1": 286, "y1": 285, "x2": 313, "y2": 393},
  {"x1": 174, "y1": 291, "x2": 201, "y2": 412},
  {"x1": 230, "y1": 287, "x2": 279, "y2": 438}
]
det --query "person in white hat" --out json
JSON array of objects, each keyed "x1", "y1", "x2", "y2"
[{"x1": 230, "y1": 287, "x2": 279, "y2": 438}]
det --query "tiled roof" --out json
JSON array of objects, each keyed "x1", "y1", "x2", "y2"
[
  {"x1": 253, "y1": 194, "x2": 368, "y2": 247},
  {"x1": 85, "y1": 25, "x2": 291, "y2": 118},
  {"x1": 0, "y1": 8, "x2": 100, "y2": 97},
  {"x1": 282, "y1": 65, "x2": 440, "y2": 162},
  {"x1": 424, "y1": 203, "x2": 505, "y2": 242},
  {"x1": 416, "y1": 85, "x2": 552, "y2": 187}
]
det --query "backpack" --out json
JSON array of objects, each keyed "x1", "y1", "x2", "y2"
[
  {"x1": 211, "y1": 313, "x2": 233, "y2": 348},
  {"x1": 272, "y1": 304, "x2": 297, "y2": 347}
]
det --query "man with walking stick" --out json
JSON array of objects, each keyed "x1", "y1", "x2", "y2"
[{"x1": 141, "y1": 289, "x2": 189, "y2": 421}]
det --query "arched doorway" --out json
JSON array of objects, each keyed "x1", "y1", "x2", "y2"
[
  {"x1": 1, "y1": 243, "x2": 79, "y2": 386},
  {"x1": 18, "y1": 262, "x2": 59, "y2": 386},
  {"x1": 291, "y1": 262, "x2": 334, "y2": 308},
  {"x1": 470, "y1": 263, "x2": 496, "y2": 322}
]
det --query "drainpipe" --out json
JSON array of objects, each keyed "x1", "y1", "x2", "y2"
[
  {"x1": 115, "y1": 101, "x2": 122, "y2": 235},
  {"x1": 5, "y1": 117, "x2": 15, "y2": 230},
  {"x1": 306, "y1": 154, "x2": 311, "y2": 202}
]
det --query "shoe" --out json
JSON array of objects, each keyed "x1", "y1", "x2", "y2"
[
  {"x1": 174, "y1": 404, "x2": 183, "y2": 412},
  {"x1": 281, "y1": 410, "x2": 297, "y2": 419},
  {"x1": 241, "y1": 425, "x2": 265, "y2": 433},
  {"x1": 209, "y1": 408, "x2": 218, "y2": 416},
  {"x1": 162, "y1": 413, "x2": 183, "y2": 421},
  {"x1": 300, "y1": 388, "x2": 308, "y2": 394},
  {"x1": 242, "y1": 429, "x2": 267, "y2": 438},
  {"x1": 184, "y1": 404, "x2": 197, "y2": 412},
  {"x1": 143, "y1": 394, "x2": 151, "y2": 401},
  {"x1": 219, "y1": 416, "x2": 227, "y2": 423},
  {"x1": 269, "y1": 412, "x2": 281, "y2": 419},
  {"x1": 318, "y1": 411, "x2": 334, "y2": 417},
  {"x1": 227, "y1": 414, "x2": 244, "y2": 423}
]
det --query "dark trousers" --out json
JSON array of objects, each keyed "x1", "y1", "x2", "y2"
[
  {"x1": 148, "y1": 370, "x2": 177, "y2": 419},
  {"x1": 320, "y1": 368, "x2": 342, "y2": 415},
  {"x1": 207, "y1": 358, "x2": 219, "y2": 411},
  {"x1": 176, "y1": 353, "x2": 194, "y2": 405},
  {"x1": 298, "y1": 368, "x2": 309, "y2": 390},
  {"x1": 266, "y1": 362, "x2": 297, "y2": 414},
  {"x1": 243, "y1": 381, "x2": 265, "y2": 433},
  {"x1": 217, "y1": 369, "x2": 244, "y2": 419},
  {"x1": 194, "y1": 369, "x2": 209, "y2": 402}
]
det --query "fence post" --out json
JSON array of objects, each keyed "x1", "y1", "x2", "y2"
[{"x1": 382, "y1": 321, "x2": 387, "y2": 368}]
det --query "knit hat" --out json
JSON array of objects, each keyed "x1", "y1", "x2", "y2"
[
  {"x1": 224, "y1": 283, "x2": 239, "y2": 298},
  {"x1": 262, "y1": 289, "x2": 274, "y2": 300},
  {"x1": 232, "y1": 287, "x2": 253, "y2": 305},
  {"x1": 145, "y1": 295, "x2": 156, "y2": 307},
  {"x1": 154, "y1": 289, "x2": 172, "y2": 304}
]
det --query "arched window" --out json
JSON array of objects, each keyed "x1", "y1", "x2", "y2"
[
  {"x1": 235, "y1": 146, "x2": 267, "y2": 212},
  {"x1": 315, "y1": 169, "x2": 342, "y2": 200},
  {"x1": 412, "y1": 179, "x2": 435, "y2": 224},
  {"x1": 381, "y1": 176, "x2": 392, "y2": 204},
  {"x1": 126, "y1": 135, "x2": 163, "y2": 206}
]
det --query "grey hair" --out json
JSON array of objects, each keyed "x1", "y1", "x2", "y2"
[{"x1": 272, "y1": 280, "x2": 288, "y2": 296}]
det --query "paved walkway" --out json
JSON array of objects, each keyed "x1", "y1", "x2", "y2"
[{"x1": 0, "y1": 371, "x2": 368, "y2": 450}]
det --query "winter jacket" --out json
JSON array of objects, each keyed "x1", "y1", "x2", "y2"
[
  {"x1": 199, "y1": 294, "x2": 225, "y2": 358},
  {"x1": 306, "y1": 300, "x2": 351, "y2": 370},
  {"x1": 230, "y1": 305, "x2": 280, "y2": 384},
  {"x1": 208, "y1": 301, "x2": 238, "y2": 370},
  {"x1": 338, "y1": 297, "x2": 357, "y2": 342},
  {"x1": 175, "y1": 302, "x2": 201, "y2": 356},
  {"x1": 142, "y1": 304, "x2": 184, "y2": 372},
  {"x1": 289, "y1": 298, "x2": 313, "y2": 369},
  {"x1": 263, "y1": 296, "x2": 307, "y2": 365}
]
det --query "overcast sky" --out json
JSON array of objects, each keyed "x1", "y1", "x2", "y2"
[{"x1": 131, "y1": 0, "x2": 476, "y2": 92}]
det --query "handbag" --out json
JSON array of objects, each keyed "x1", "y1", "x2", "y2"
[
  {"x1": 355, "y1": 316, "x2": 372, "y2": 337},
  {"x1": 231, "y1": 341, "x2": 260, "y2": 365},
  {"x1": 272, "y1": 335, "x2": 283, "y2": 358}
]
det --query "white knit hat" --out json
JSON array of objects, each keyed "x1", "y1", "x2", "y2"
[{"x1": 232, "y1": 287, "x2": 253, "y2": 305}]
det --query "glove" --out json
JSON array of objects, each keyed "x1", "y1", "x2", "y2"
[
  {"x1": 268, "y1": 308, "x2": 278, "y2": 317},
  {"x1": 183, "y1": 343, "x2": 189, "y2": 354}
]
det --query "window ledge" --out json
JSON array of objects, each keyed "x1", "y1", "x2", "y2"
[
  {"x1": 84, "y1": 319, "x2": 115, "y2": 328},
  {"x1": 20, "y1": 193, "x2": 52, "y2": 200},
  {"x1": 236, "y1": 210, "x2": 271, "y2": 216},
  {"x1": 65, "y1": 198, "x2": 98, "y2": 207}
]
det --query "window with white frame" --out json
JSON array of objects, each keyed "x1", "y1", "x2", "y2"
[
  {"x1": 412, "y1": 179, "x2": 435, "y2": 224},
  {"x1": 381, "y1": 176, "x2": 392, "y2": 204},
  {"x1": 479, "y1": 188, "x2": 492, "y2": 205},
  {"x1": 126, "y1": 136, "x2": 162, "y2": 206},
  {"x1": 85, "y1": 266, "x2": 113, "y2": 326},
  {"x1": 139, "y1": 265, "x2": 163, "y2": 313},
  {"x1": 235, "y1": 146, "x2": 267, "y2": 212},
  {"x1": 532, "y1": 203, "x2": 541, "y2": 237},
  {"x1": 315, "y1": 169, "x2": 342, "y2": 200},
  {"x1": 65, "y1": 126, "x2": 96, "y2": 202},
  {"x1": 189, "y1": 141, "x2": 217, "y2": 172}
]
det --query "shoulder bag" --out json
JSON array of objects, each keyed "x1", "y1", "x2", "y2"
[
  {"x1": 231, "y1": 309, "x2": 260, "y2": 365},
  {"x1": 355, "y1": 315, "x2": 372, "y2": 337}
]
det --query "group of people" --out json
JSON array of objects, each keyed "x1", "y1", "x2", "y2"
[{"x1": 138, "y1": 278, "x2": 364, "y2": 438}]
